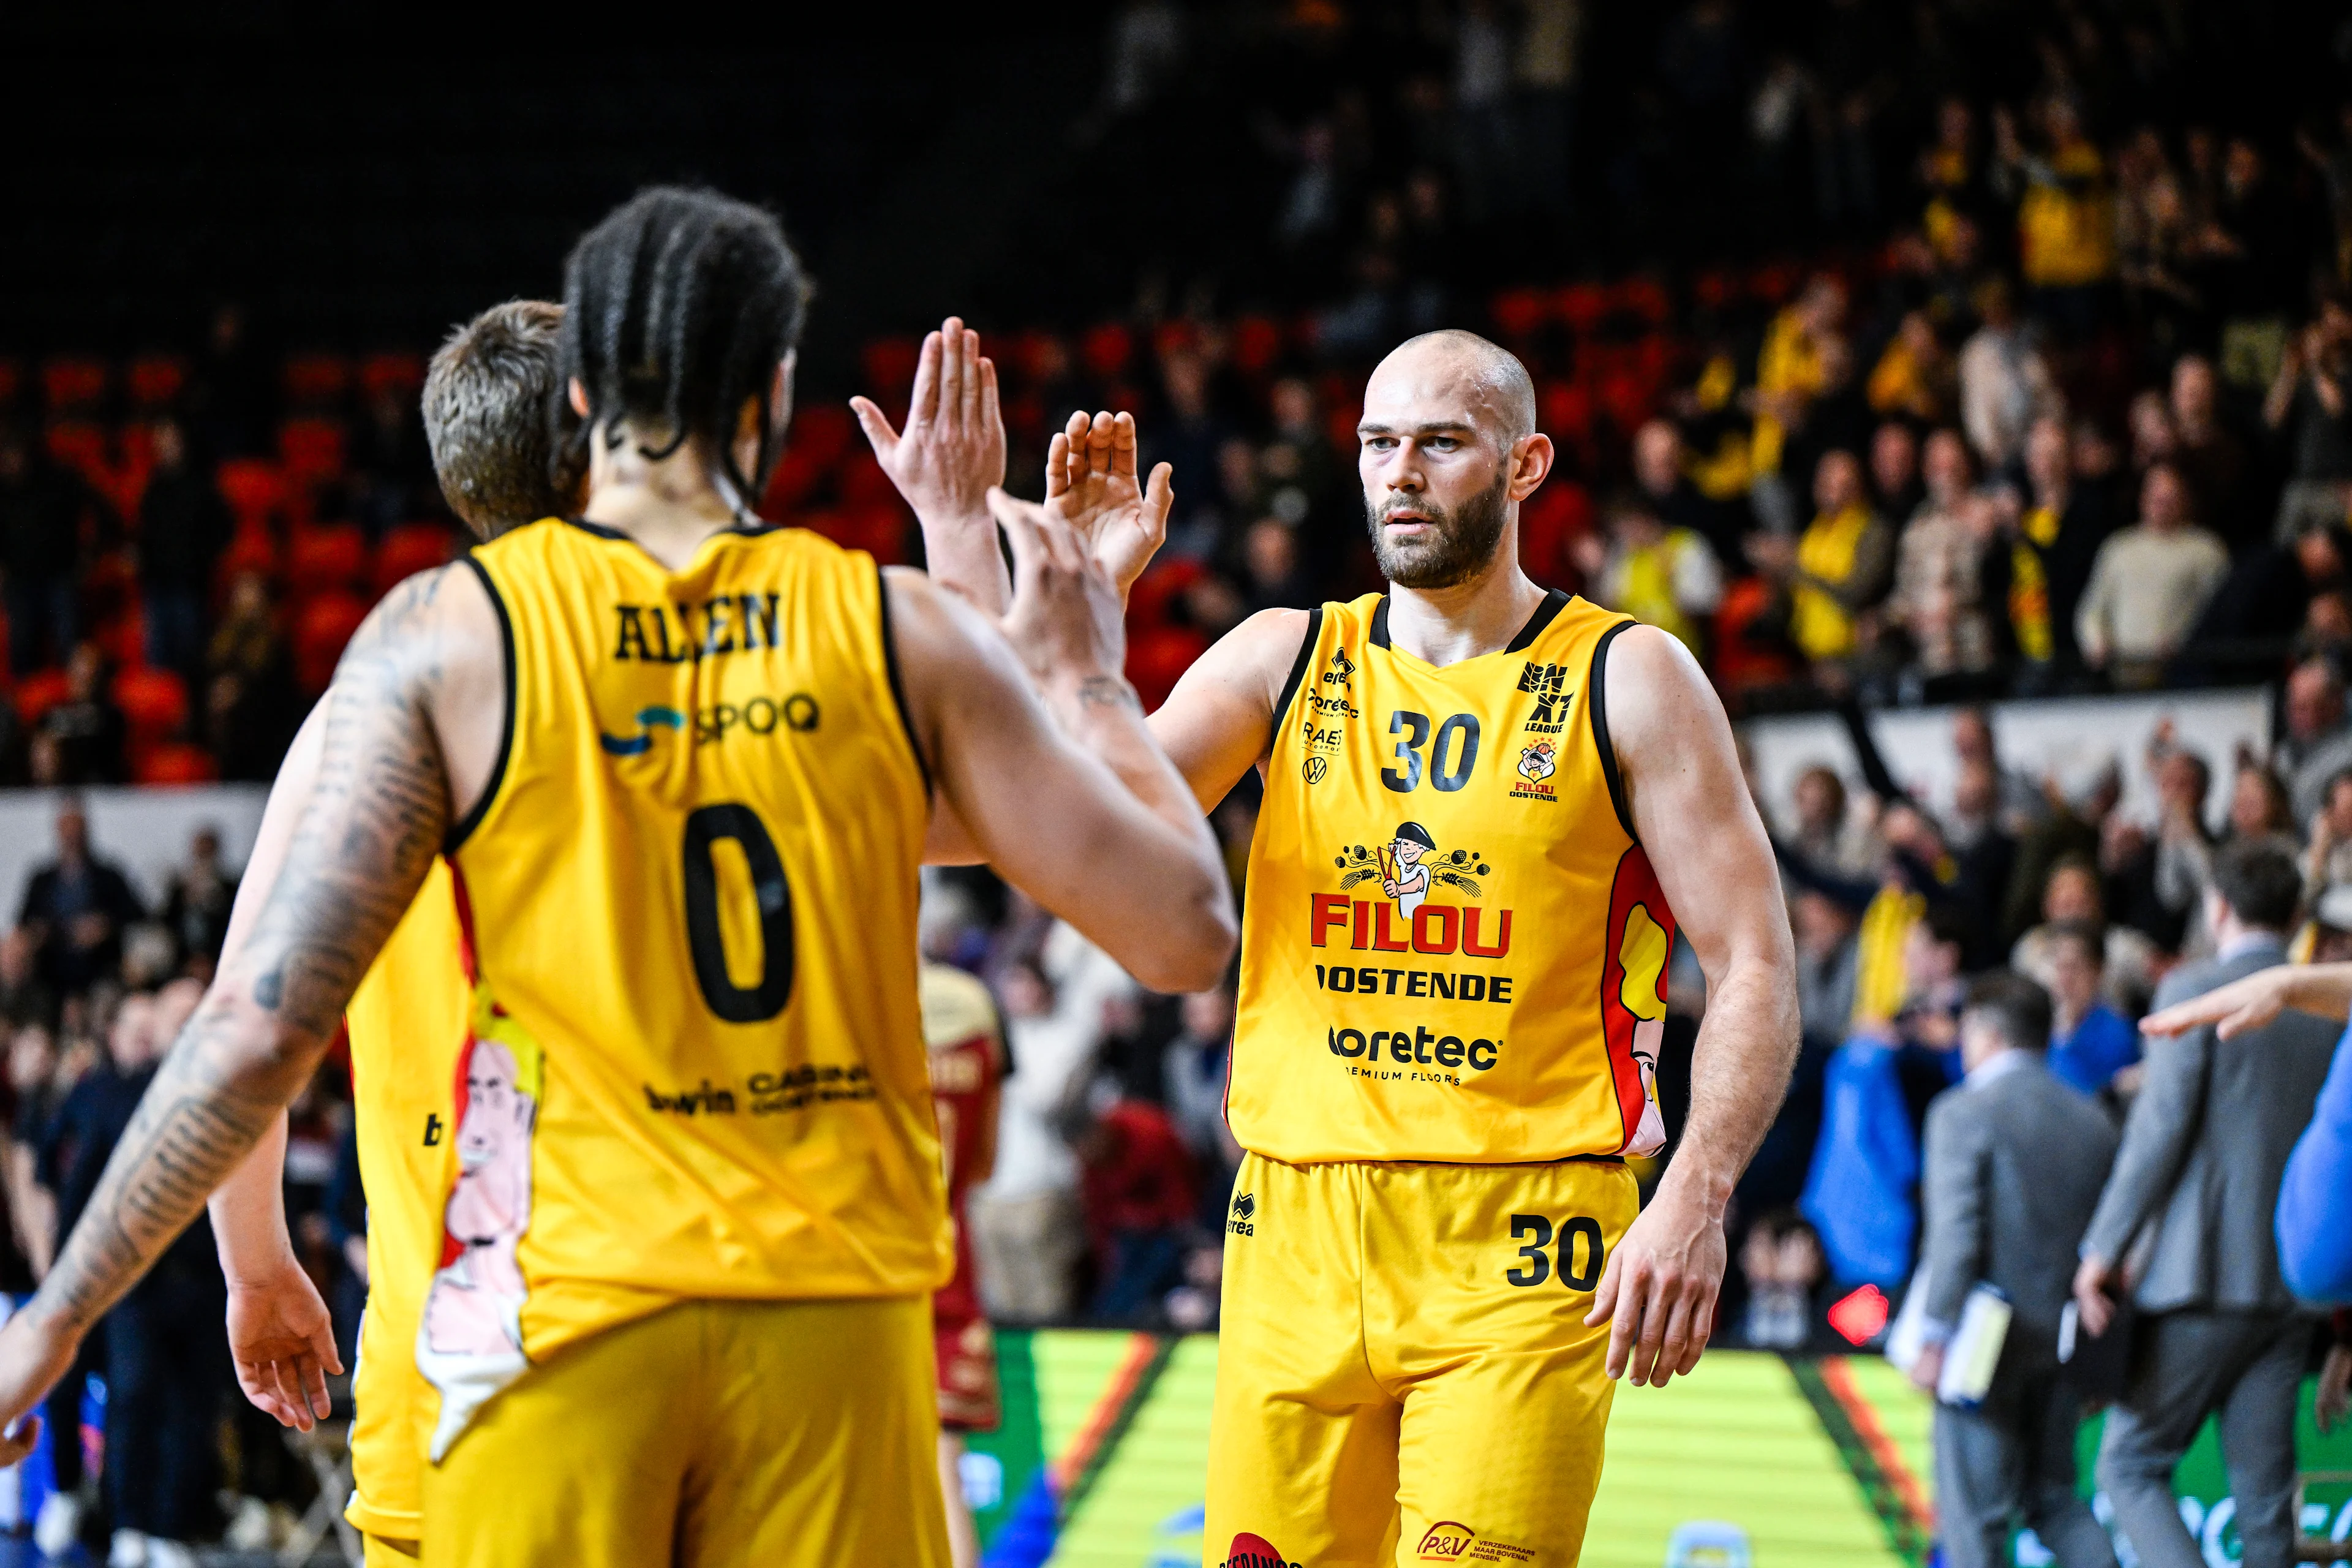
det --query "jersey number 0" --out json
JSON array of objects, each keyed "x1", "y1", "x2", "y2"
[{"x1": 680, "y1": 803, "x2": 795, "y2": 1023}]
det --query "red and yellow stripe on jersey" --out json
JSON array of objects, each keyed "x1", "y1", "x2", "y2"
[
  {"x1": 427, "y1": 518, "x2": 945, "y2": 1452},
  {"x1": 1229, "y1": 590, "x2": 1674, "y2": 1165}
]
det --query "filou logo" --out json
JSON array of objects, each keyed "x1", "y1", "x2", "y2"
[{"x1": 1228, "y1": 1192, "x2": 1256, "y2": 1237}]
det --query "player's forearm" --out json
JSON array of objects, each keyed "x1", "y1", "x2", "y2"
[
  {"x1": 1043, "y1": 674, "x2": 1208, "y2": 842},
  {"x1": 29, "y1": 996, "x2": 330, "y2": 1335},
  {"x1": 209, "y1": 1111, "x2": 299, "y2": 1286},
  {"x1": 918, "y1": 510, "x2": 1011, "y2": 617},
  {"x1": 1657, "y1": 950, "x2": 1798, "y2": 1218}
]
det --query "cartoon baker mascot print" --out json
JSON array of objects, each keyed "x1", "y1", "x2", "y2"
[
  {"x1": 1380, "y1": 821, "x2": 1438, "y2": 919},
  {"x1": 1517, "y1": 739, "x2": 1556, "y2": 784},
  {"x1": 1600, "y1": 847, "x2": 1675, "y2": 1156},
  {"x1": 417, "y1": 989, "x2": 545, "y2": 1458}
]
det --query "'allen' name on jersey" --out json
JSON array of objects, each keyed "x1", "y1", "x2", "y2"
[{"x1": 612, "y1": 594, "x2": 783, "y2": 663}]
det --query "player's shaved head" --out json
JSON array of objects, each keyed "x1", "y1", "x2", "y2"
[
  {"x1": 424, "y1": 300, "x2": 583, "y2": 539},
  {"x1": 1369, "y1": 330, "x2": 1537, "y2": 445}
]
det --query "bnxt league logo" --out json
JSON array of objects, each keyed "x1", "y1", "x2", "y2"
[{"x1": 1223, "y1": 1534, "x2": 1302, "y2": 1568}]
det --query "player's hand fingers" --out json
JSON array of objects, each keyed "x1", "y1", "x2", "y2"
[
  {"x1": 980, "y1": 358, "x2": 1005, "y2": 447},
  {"x1": 1142, "y1": 462, "x2": 1175, "y2": 540},
  {"x1": 236, "y1": 1362, "x2": 297, "y2": 1427},
  {"x1": 1045, "y1": 432, "x2": 1073, "y2": 501},
  {"x1": 959, "y1": 327, "x2": 984, "y2": 432},
  {"x1": 848, "y1": 396, "x2": 901, "y2": 460},
  {"x1": 910, "y1": 330, "x2": 943, "y2": 428},
  {"x1": 1674, "y1": 1278, "x2": 1716, "y2": 1376},
  {"x1": 1085, "y1": 411, "x2": 1115, "y2": 483},
  {"x1": 1111, "y1": 410, "x2": 1139, "y2": 481},
  {"x1": 936, "y1": 318, "x2": 967, "y2": 434},
  {"x1": 0, "y1": 1414, "x2": 40, "y2": 1468},
  {"x1": 1648, "y1": 1286, "x2": 1698, "y2": 1387},
  {"x1": 1601, "y1": 1258, "x2": 1648, "y2": 1378},
  {"x1": 990, "y1": 487, "x2": 1048, "y2": 579},
  {"x1": 270, "y1": 1358, "x2": 314, "y2": 1431},
  {"x1": 298, "y1": 1351, "x2": 333, "y2": 1422},
  {"x1": 1631, "y1": 1259, "x2": 1679, "y2": 1385},
  {"x1": 1584, "y1": 1246, "x2": 1624, "y2": 1330}
]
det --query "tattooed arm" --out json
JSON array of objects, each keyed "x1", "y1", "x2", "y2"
[{"x1": 0, "y1": 564, "x2": 502, "y2": 1459}]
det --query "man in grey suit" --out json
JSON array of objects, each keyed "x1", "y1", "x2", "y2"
[
  {"x1": 2074, "y1": 841, "x2": 2337, "y2": 1568},
  {"x1": 1912, "y1": 971, "x2": 2121, "y2": 1568}
]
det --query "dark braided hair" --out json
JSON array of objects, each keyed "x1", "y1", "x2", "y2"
[{"x1": 558, "y1": 187, "x2": 812, "y2": 513}]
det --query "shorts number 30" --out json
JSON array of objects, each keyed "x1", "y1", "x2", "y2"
[{"x1": 1505, "y1": 1213, "x2": 1605, "y2": 1291}]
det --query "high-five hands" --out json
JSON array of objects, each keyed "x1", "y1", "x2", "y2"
[
  {"x1": 1046, "y1": 411, "x2": 1174, "y2": 600},
  {"x1": 851, "y1": 317, "x2": 1007, "y2": 534},
  {"x1": 986, "y1": 488, "x2": 1129, "y2": 693}
]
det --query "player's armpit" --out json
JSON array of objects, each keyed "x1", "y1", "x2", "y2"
[
  {"x1": 884, "y1": 568, "x2": 1235, "y2": 993},
  {"x1": 1148, "y1": 608, "x2": 1311, "y2": 812}
]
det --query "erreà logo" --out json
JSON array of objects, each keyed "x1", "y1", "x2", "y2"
[
  {"x1": 1228, "y1": 1191, "x2": 1256, "y2": 1237},
  {"x1": 1222, "y1": 1534, "x2": 1301, "y2": 1568},
  {"x1": 1417, "y1": 1521, "x2": 1477, "y2": 1559}
]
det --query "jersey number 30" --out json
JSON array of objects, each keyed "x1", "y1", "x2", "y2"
[
  {"x1": 1382, "y1": 710, "x2": 1480, "y2": 794},
  {"x1": 681, "y1": 803, "x2": 795, "y2": 1023}
]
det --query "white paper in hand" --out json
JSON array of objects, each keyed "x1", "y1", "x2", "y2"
[{"x1": 1937, "y1": 1284, "x2": 2013, "y2": 1407}]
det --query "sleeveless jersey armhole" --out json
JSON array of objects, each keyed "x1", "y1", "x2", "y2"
[
  {"x1": 873, "y1": 560, "x2": 934, "y2": 798},
  {"x1": 1588, "y1": 617, "x2": 1638, "y2": 845},
  {"x1": 445, "y1": 553, "x2": 516, "y2": 854},
  {"x1": 1272, "y1": 606, "x2": 1326, "y2": 729}
]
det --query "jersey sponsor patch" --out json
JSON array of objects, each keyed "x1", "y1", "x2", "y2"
[
  {"x1": 1223, "y1": 1534, "x2": 1302, "y2": 1568},
  {"x1": 1416, "y1": 1521, "x2": 1537, "y2": 1562}
]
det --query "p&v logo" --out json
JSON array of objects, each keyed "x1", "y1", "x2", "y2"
[
  {"x1": 1417, "y1": 1522, "x2": 1478, "y2": 1559},
  {"x1": 599, "y1": 693, "x2": 820, "y2": 756}
]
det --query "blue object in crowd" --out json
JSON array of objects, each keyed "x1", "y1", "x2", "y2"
[
  {"x1": 2278, "y1": 1021, "x2": 2352, "y2": 1303},
  {"x1": 1800, "y1": 1036, "x2": 1921, "y2": 1289},
  {"x1": 2048, "y1": 1003, "x2": 2141, "y2": 1096}
]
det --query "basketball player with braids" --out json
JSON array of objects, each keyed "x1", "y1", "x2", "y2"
[
  {"x1": 916, "y1": 331, "x2": 1799, "y2": 1567},
  {"x1": 0, "y1": 187, "x2": 1234, "y2": 1566}
]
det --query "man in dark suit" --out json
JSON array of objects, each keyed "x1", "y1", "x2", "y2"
[
  {"x1": 1912, "y1": 971, "x2": 2120, "y2": 1568},
  {"x1": 2075, "y1": 842, "x2": 2337, "y2": 1568}
]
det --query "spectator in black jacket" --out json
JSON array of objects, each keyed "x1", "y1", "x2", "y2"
[
  {"x1": 36, "y1": 643, "x2": 128, "y2": 787},
  {"x1": 135, "y1": 420, "x2": 229, "y2": 684},
  {"x1": 15, "y1": 802, "x2": 144, "y2": 998},
  {"x1": 0, "y1": 429, "x2": 89, "y2": 676}
]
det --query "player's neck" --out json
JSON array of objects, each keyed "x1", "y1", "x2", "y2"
[
  {"x1": 1382, "y1": 551, "x2": 1548, "y2": 668},
  {"x1": 582, "y1": 426, "x2": 753, "y2": 571}
]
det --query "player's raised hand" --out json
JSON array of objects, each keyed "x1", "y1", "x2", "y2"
[
  {"x1": 1585, "y1": 1184, "x2": 1726, "y2": 1389},
  {"x1": 989, "y1": 486, "x2": 1128, "y2": 690},
  {"x1": 1045, "y1": 410, "x2": 1174, "y2": 600},
  {"x1": 851, "y1": 316, "x2": 1007, "y2": 533},
  {"x1": 2140, "y1": 960, "x2": 2352, "y2": 1039},
  {"x1": 225, "y1": 1256, "x2": 343, "y2": 1431}
]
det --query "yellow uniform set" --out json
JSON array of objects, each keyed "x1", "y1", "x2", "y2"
[
  {"x1": 1209, "y1": 590, "x2": 1673, "y2": 1568},
  {"x1": 417, "y1": 519, "x2": 949, "y2": 1567},
  {"x1": 340, "y1": 858, "x2": 469, "y2": 1562}
]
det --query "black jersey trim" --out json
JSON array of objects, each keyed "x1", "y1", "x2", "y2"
[
  {"x1": 1505, "y1": 588, "x2": 1573, "y2": 653},
  {"x1": 873, "y1": 561, "x2": 933, "y2": 799},
  {"x1": 445, "y1": 554, "x2": 516, "y2": 855},
  {"x1": 1368, "y1": 595, "x2": 1391, "y2": 649},
  {"x1": 1273, "y1": 606, "x2": 1325, "y2": 729},
  {"x1": 1588, "y1": 617, "x2": 1638, "y2": 845}
]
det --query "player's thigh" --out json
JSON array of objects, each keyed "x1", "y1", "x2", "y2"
[
  {"x1": 420, "y1": 1306, "x2": 696, "y2": 1568},
  {"x1": 1370, "y1": 1160, "x2": 1635, "y2": 1567},
  {"x1": 682, "y1": 1295, "x2": 951, "y2": 1568},
  {"x1": 1208, "y1": 1155, "x2": 1397, "y2": 1568}
]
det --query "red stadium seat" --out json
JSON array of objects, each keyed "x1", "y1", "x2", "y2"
[
  {"x1": 134, "y1": 741, "x2": 218, "y2": 786},
  {"x1": 1539, "y1": 381, "x2": 1594, "y2": 443},
  {"x1": 43, "y1": 421, "x2": 111, "y2": 489},
  {"x1": 218, "y1": 526, "x2": 281, "y2": 586},
  {"x1": 1747, "y1": 260, "x2": 1804, "y2": 306},
  {"x1": 1613, "y1": 276, "x2": 1672, "y2": 329},
  {"x1": 791, "y1": 401, "x2": 854, "y2": 470},
  {"x1": 279, "y1": 419, "x2": 347, "y2": 486},
  {"x1": 216, "y1": 459, "x2": 288, "y2": 533},
  {"x1": 761, "y1": 448, "x2": 829, "y2": 514},
  {"x1": 288, "y1": 524, "x2": 368, "y2": 593},
  {"x1": 372, "y1": 523, "x2": 456, "y2": 596},
  {"x1": 1324, "y1": 402, "x2": 1362, "y2": 459},
  {"x1": 860, "y1": 339, "x2": 920, "y2": 410},
  {"x1": 96, "y1": 606, "x2": 144, "y2": 670},
  {"x1": 126, "y1": 355, "x2": 188, "y2": 409},
  {"x1": 0, "y1": 360, "x2": 20, "y2": 408},
  {"x1": 1597, "y1": 370, "x2": 1654, "y2": 434},
  {"x1": 1128, "y1": 623, "x2": 1210, "y2": 713},
  {"x1": 13, "y1": 668, "x2": 70, "y2": 728},
  {"x1": 114, "y1": 666, "x2": 188, "y2": 740},
  {"x1": 284, "y1": 354, "x2": 352, "y2": 407},
  {"x1": 1556, "y1": 282, "x2": 1608, "y2": 337},
  {"x1": 293, "y1": 592, "x2": 369, "y2": 695},
  {"x1": 1152, "y1": 320, "x2": 1198, "y2": 364},
  {"x1": 838, "y1": 452, "x2": 900, "y2": 511},
  {"x1": 359, "y1": 352, "x2": 425, "y2": 402},
  {"x1": 1231, "y1": 315, "x2": 1283, "y2": 378},
  {"x1": 1518, "y1": 480, "x2": 1593, "y2": 591},
  {"x1": 1490, "y1": 287, "x2": 1551, "y2": 341},
  {"x1": 1080, "y1": 323, "x2": 1133, "y2": 382},
  {"x1": 1125, "y1": 557, "x2": 1205, "y2": 638},
  {"x1": 40, "y1": 356, "x2": 107, "y2": 413},
  {"x1": 833, "y1": 503, "x2": 908, "y2": 565}
]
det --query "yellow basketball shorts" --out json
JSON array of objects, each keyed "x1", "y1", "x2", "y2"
[
  {"x1": 1207, "y1": 1152, "x2": 1638, "y2": 1568},
  {"x1": 363, "y1": 1535, "x2": 420, "y2": 1564},
  {"x1": 420, "y1": 1295, "x2": 949, "y2": 1568}
]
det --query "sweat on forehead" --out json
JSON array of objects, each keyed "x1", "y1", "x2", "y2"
[{"x1": 1368, "y1": 330, "x2": 1537, "y2": 442}]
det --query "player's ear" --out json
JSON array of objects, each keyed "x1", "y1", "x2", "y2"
[
  {"x1": 771, "y1": 352, "x2": 797, "y2": 437},
  {"x1": 567, "y1": 377, "x2": 590, "y2": 418},
  {"x1": 1508, "y1": 432, "x2": 1554, "y2": 502}
]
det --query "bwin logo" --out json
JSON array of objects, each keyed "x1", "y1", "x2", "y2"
[
  {"x1": 1227, "y1": 1192, "x2": 1256, "y2": 1237},
  {"x1": 600, "y1": 706, "x2": 687, "y2": 756}
]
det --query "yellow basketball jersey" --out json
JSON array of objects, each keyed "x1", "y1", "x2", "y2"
[
  {"x1": 341, "y1": 857, "x2": 468, "y2": 1539},
  {"x1": 434, "y1": 519, "x2": 944, "y2": 1433},
  {"x1": 1229, "y1": 590, "x2": 1676, "y2": 1165}
]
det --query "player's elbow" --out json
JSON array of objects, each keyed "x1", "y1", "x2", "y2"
[{"x1": 1124, "y1": 876, "x2": 1238, "y2": 995}]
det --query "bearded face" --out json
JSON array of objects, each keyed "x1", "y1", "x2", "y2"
[{"x1": 1364, "y1": 470, "x2": 1510, "y2": 589}]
